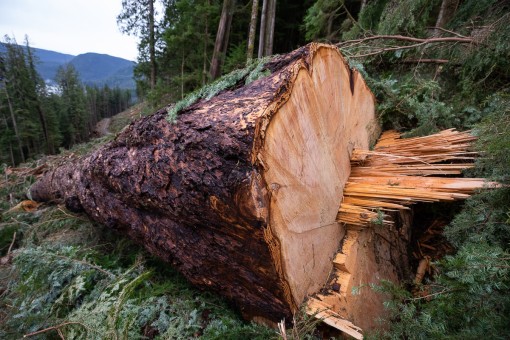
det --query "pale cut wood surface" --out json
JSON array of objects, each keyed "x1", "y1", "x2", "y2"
[{"x1": 259, "y1": 46, "x2": 379, "y2": 306}]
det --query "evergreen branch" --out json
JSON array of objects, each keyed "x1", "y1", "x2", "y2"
[
  {"x1": 52, "y1": 254, "x2": 115, "y2": 278},
  {"x1": 427, "y1": 26, "x2": 469, "y2": 38},
  {"x1": 23, "y1": 321, "x2": 91, "y2": 338}
]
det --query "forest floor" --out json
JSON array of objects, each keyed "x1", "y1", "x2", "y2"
[{"x1": 0, "y1": 103, "x2": 279, "y2": 340}]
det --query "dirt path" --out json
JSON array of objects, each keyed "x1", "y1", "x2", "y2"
[{"x1": 94, "y1": 118, "x2": 111, "y2": 137}]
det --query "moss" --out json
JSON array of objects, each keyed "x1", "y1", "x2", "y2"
[{"x1": 167, "y1": 57, "x2": 272, "y2": 122}]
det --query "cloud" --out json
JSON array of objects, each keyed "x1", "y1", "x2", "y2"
[{"x1": 0, "y1": 0, "x2": 138, "y2": 60}]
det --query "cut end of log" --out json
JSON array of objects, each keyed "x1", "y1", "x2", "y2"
[{"x1": 256, "y1": 44, "x2": 379, "y2": 309}]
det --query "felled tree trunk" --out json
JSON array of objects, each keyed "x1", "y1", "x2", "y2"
[{"x1": 30, "y1": 43, "x2": 380, "y2": 323}]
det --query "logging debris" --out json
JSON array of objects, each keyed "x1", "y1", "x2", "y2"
[
  {"x1": 337, "y1": 129, "x2": 490, "y2": 227},
  {"x1": 307, "y1": 129, "x2": 493, "y2": 339}
]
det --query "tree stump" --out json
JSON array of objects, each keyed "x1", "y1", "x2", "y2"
[{"x1": 30, "y1": 43, "x2": 381, "y2": 323}]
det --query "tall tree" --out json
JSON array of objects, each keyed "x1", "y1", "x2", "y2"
[
  {"x1": 55, "y1": 64, "x2": 87, "y2": 147},
  {"x1": 118, "y1": 0, "x2": 159, "y2": 90},
  {"x1": 1, "y1": 36, "x2": 50, "y2": 161},
  {"x1": 210, "y1": 0, "x2": 236, "y2": 79},
  {"x1": 24, "y1": 36, "x2": 53, "y2": 153},
  {"x1": 257, "y1": 0, "x2": 276, "y2": 58},
  {"x1": 246, "y1": 0, "x2": 259, "y2": 63},
  {"x1": 0, "y1": 53, "x2": 24, "y2": 163},
  {"x1": 148, "y1": 0, "x2": 157, "y2": 89},
  {"x1": 433, "y1": 0, "x2": 459, "y2": 36}
]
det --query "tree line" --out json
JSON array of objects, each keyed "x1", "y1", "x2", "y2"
[
  {"x1": 117, "y1": 0, "x2": 312, "y2": 104},
  {"x1": 0, "y1": 36, "x2": 133, "y2": 166}
]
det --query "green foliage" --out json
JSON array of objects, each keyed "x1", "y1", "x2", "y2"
[
  {"x1": 370, "y1": 243, "x2": 510, "y2": 339},
  {"x1": 303, "y1": 0, "x2": 344, "y2": 41},
  {"x1": 342, "y1": 0, "x2": 390, "y2": 39},
  {"x1": 376, "y1": 0, "x2": 439, "y2": 36},
  {"x1": 0, "y1": 153, "x2": 278, "y2": 339},
  {"x1": 445, "y1": 93, "x2": 510, "y2": 249}
]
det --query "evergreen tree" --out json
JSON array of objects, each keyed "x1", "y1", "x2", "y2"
[
  {"x1": 118, "y1": 0, "x2": 161, "y2": 92},
  {"x1": 0, "y1": 35, "x2": 60, "y2": 162},
  {"x1": 55, "y1": 64, "x2": 88, "y2": 147}
]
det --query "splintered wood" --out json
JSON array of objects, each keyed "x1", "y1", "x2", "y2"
[
  {"x1": 306, "y1": 129, "x2": 489, "y2": 340},
  {"x1": 337, "y1": 129, "x2": 488, "y2": 227}
]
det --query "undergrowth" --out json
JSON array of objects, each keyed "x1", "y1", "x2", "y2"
[
  {"x1": 0, "y1": 170, "x2": 278, "y2": 339},
  {"x1": 0, "y1": 109, "x2": 286, "y2": 339}
]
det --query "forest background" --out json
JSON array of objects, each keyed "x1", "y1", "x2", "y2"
[{"x1": 0, "y1": 0, "x2": 509, "y2": 339}]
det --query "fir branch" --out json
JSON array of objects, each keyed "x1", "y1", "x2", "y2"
[
  {"x1": 52, "y1": 254, "x2": 115, "y2": 278},
  {"x1": 23, "y1": 321, "x2": 91, "y2": 338}
]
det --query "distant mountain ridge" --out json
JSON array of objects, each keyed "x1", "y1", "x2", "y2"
[{"x1": 0, "y1": 45, "x2": 136, "y2": 90}]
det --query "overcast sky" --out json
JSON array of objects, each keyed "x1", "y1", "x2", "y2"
[{"x1": 0, "y1": 0, "x2": 139, "y2": 61}]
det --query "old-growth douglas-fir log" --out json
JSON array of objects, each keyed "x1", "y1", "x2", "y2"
[{"x1": 30, "y1": 43, "x2": 380, "y2": 323}]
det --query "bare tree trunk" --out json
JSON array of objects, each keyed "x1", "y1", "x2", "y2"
[
  {"x1": 258, "y1": 0, "x2": 276, "y2": 58},
  {"x1": 257, "y1": 0, "x2": 268, "y2": 58},
  {"x1": 149, "y1": 0, "x2": 157, "y2": 89},
  {"x1": 181, "y1": 52, "x2": 185, "y2": 99},
  {"x1": 26, "y1": 39, "x2": 52, "y2": 154},
  {"x1": 8, "y1": 142, "x2": 15, "y2": 167},
  {"x1": 247, "y1": 0, "x2": 259, "y2": 63},
  {"x1": 210, "y1": 0, "x2": 235, "y2": 80},
  {"x1": 434, "y1": 0, "x2": 459, "y2": 36},
  {"x1": 3, "y1": 85, "x2": 24, "y2": 163},
  {"x1": 265, "y1": 0, "x2": 276, "y2": 56},
  {"x1": 36, "y1": 105, "x2": 53, "y2": 153},
  {"x1": 203, "y1": 0, "x2": 210, "y2": 85}
]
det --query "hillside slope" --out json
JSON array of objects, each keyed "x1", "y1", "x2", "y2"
[{"x1": 0, "y1": 44, "x2": 136, "y2": 89}]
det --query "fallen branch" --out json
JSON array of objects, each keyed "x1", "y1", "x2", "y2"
[
  {"x1": 337, "y1": 34, "x2": 475, "y2": 47},
  {"x1": 23, "y1": 321, "x2": 90, "y2": 338},
  {"x1": 345, "y1": 41, "x2": 444, "y2": 58},
  {"x1": 401, "y1": 58, "x2": 449, "y2": 64},
  {"x1": 7, "y1": 232, "x2": 16, "y2": 254},
  {"x1": 427, "y1": 26, "x2": 469, "y2": 38},
  {"x1": 337, "y1": 34, "x2": 476, "y2": 58}
]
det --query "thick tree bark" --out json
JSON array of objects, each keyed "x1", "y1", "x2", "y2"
[
  {"x1": 31, "y1": 44, "x2": 380, "y2": 323},
  {"x1": 210, "y1": 0, "x2": 235, "y2": 80}
]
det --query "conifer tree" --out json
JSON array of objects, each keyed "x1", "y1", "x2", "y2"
[
  {"x1": 55, "y1": 64, "x2": 88, "y2": 147},
  {"x1": 118, "y1": 0, "x2": 160, "y2": 91}
]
